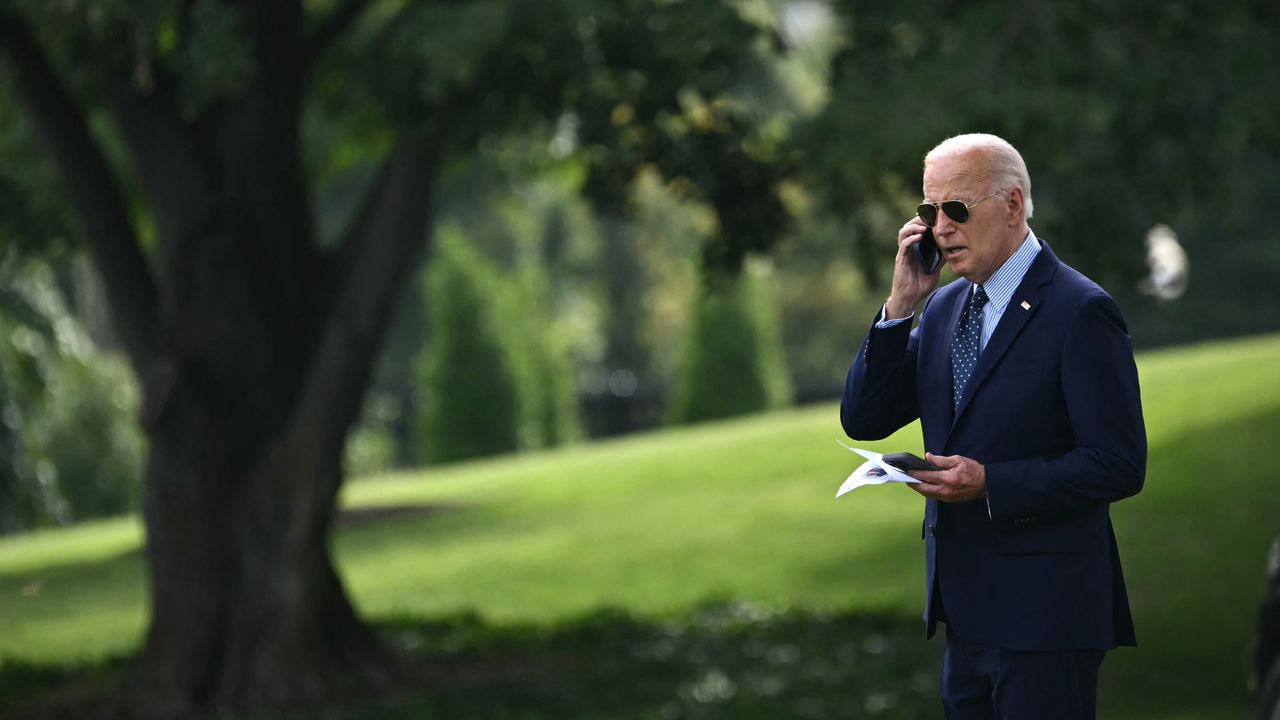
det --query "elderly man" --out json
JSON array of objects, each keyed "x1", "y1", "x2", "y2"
[{"x1": 841, "y1": 134, "x2": 1146, "y2": 719}]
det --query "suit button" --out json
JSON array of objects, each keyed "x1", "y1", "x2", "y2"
[{"x1": 928, "y1": 524, "x2": 937, "y2": 537}]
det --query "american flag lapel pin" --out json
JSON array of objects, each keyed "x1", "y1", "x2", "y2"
[{"x1": 1020, "y1": 300, "x2": 1031, "y2": 310}]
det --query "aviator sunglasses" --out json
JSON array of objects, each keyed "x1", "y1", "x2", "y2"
[{"x1": 916, "y1": 191, "x2": 1001, "y2": 226}]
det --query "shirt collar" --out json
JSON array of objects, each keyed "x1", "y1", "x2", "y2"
[{"x1": 974, "y1": 229, "x2": 1041, "y2": 312}]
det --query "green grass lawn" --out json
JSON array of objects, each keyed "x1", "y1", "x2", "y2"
[{"x1": 2, "y1": 332, "x2": 1279, "y2": 719}]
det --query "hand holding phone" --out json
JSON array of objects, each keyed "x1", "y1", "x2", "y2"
[
  {"x1": 912, "y1": 227, "x2": 942, "y2": 274},
  {"x1": 882, "y1": 451, "x2": 943, "y2": 473},
  {"x1": 886, "y1": 221, "x2": 943, "y2": 320}
]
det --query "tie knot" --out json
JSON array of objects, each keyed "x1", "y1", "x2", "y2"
[{"x1": 973, "y1": 284, "x2": 989, "y2": 309}]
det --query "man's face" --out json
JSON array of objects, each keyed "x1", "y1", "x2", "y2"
[{"x1": 921, "y1": 151, "x2": 1015, "y2": 284}]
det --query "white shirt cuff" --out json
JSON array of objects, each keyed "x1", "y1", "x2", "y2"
[{"x1": 875, "y1": 304, "x2": 913, "y2": 329}]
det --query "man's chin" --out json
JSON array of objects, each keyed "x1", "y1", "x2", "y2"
[{"x1": 945, "y1": 260, "x2": 976, "y2": 283}]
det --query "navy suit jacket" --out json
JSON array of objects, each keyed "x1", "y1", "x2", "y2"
[{"x1": 841, "y1": 240, "x2": 1146, "y2": 651}]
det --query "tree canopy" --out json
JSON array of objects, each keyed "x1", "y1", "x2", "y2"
[{"x1": 0, "y1": 0, "x2": 792, "y2": 714}]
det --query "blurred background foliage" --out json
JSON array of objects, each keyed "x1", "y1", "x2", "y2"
[
  {"x1": 0, "y1": 252, "x2": 143, "y2": 531},
  {"x1": 1, "y1": 0, "x2": 1278, "y2": 531}
]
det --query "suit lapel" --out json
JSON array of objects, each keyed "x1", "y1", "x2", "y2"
[{"x1": 949, "y1": 241, "x2": 1061, "y2": 430}]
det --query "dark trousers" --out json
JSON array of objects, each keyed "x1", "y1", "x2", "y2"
[{"x1": 941, "y1": 626, "x2": 1106, "y2": 720}]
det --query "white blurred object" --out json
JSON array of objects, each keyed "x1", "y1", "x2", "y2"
[
  {"x1": 1140, "y1": 224, "x2": 1189, "y2": 301},
  {"x1": 781, "y1": 1, "x2": 833, "y2": 48}
]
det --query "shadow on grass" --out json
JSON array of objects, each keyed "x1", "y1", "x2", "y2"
[
  {"x1": 1099, "y1": 406, "x2": 1280, "y2": 719},
  {"x1": 1, "y1": 603, "x2": 938, "y2": 719}
]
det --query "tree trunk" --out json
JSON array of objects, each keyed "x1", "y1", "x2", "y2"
[
  {"x1": 115, "y1": 137, "x2": 436, "y2": 716},
  {"x1": 115, "y1": 129, "x2": 437, "y2": 715},
  {"x1": 129, "y1": 377, "x2": 398, "y2": 717},
  {"x1": 3, "y1": 7, "x2": 438, "y2": 716}
]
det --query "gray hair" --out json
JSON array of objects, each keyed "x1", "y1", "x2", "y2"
[{"x1": 924, "y1": 134, "x2": 1034, "y2": 220}]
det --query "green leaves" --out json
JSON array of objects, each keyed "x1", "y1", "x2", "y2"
[
  {"x1": 798, "y1": 1, "x2": 1280, "y2": 289},
  {"x1": 416, "y1": 227, "x2": 522, "y2": 464},
  {"x1": 0, "y1": 254, "x2": 143, "y2": 531}
]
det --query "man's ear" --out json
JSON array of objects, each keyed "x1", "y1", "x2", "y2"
[{"x1": 1006, "y1": 187, "x2": 1025, "y2": 226}]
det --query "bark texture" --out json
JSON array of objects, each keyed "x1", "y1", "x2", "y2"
[{"x1": 2, "y1": 4, "x2": 434, "y2": 715}]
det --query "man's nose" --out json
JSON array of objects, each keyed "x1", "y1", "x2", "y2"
[{"x1": 933, "y1": 208, "x2": 956, "y2": 235}]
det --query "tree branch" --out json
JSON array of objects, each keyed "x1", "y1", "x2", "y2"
[
  {"x1": 289, "y1": 135, "x2": 437, "y2": 491},
  {"x1": 0, "y1": 11, "x2": 158, "y2": 374}
]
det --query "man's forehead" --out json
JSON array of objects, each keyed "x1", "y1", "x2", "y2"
[{"x1": 923, "y1": 153, "x2": 989, "y2": 197}]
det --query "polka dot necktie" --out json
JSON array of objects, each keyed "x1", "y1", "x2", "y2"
[{"x1": 951, "y1": 283, "x2": 989, "y2": 415}]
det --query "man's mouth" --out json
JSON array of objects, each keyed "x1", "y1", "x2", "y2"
[{"x1": 942, "y1": 246, "x2": 966, "y2": 258}]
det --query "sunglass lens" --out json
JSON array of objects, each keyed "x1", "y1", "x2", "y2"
[
  {"x1": 941, "y1": 201, "x2": 970, "y2": 224},
  {"x1": 916, "y1": 203, "x2": 937, "y2": 226}
]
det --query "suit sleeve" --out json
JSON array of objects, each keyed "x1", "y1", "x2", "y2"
[
  {"x1": 984, "y1": 294, "x2": 1147, "y2": 526},
  {"x1": 840, "y1": 307, "x2": 922, "y2": 441}
]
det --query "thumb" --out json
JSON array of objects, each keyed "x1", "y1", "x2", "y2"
[{"x1": 925, "y1": 452, "x2": 959, "y2": 468}]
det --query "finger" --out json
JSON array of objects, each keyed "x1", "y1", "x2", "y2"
[
  {"x1": 898, "y1": 219, "x2": 928, "y2": 243},
  {"x1": 925, "y1": 452, "x2": 961, "y2": 468},
  {"x1": 899, "y1": 225, "x2": 928, "y2": 245},
  {"x1": 895, "y1": 238, "x2": 923, "y2": 271},
  {"x1": 912, "y1": 470, "x2": 948, "y2": 484},
  {"x1": 911, "y1": 480, "x2": 943, "y2": 498}
]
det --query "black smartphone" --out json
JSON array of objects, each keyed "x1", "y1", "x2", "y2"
[
  {"x1": 882, "y1": 451, "x2": 943, "y2": 472},
  {"x1": 913, "y1": 227, "x2": 942, "y2": 274}
]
